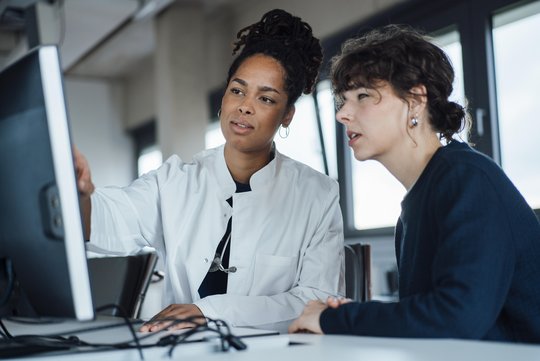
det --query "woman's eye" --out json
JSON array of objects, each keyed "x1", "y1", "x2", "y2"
[
  {"x1": 357, "y1": 93, "x2": 368, "y2": 100},
  {"x1": 260, "y1": 96, "x2": 275, "y2": 104},
  {"x1": 230, "y1": 88, "x2": 243, "y2": 95}
]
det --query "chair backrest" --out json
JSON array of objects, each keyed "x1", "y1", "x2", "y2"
[
  {"x1": 87, "y1": 252, "x2": 158, "y2": 319},
  {"x1": 344, "y1": 243, "x2": 371, "y2": 302}
]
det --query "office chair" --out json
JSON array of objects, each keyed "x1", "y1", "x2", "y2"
[
  {"x1": 344, "y1": 243, "x2": 372, "y2": 302},
  {"x1": 87, "y1": 252, "x2": 158, "y2": 319}
]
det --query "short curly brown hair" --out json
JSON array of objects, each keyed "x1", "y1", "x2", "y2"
[{"x1": 331, "y1": 24, "x2": 470, "y2": 142}]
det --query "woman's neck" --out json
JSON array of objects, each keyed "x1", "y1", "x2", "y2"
[
  {"x1": 224, "y1": 144, "x2": 273, "y2": 184},
  {"x1": 380, "y1": 134, "x2": 442, "y2": 191}
]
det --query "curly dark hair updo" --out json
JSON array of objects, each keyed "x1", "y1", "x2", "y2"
[
  {"x1": 331, "y1": 24, "x2": 470, "y2": 143},
  {"x1": 226, "y1": 9, "x2": 323, "y2": 107}
]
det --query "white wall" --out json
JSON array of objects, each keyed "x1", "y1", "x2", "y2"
[
  {"x1": 64, "y1": 77, "x2": 134, "y2": 187},
  {"x1": 125, "y1": 57, "x2": 155, "y2": 130}
]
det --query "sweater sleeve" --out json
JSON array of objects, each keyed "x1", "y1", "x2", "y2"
[{"x1": 321, "y1": 165, "x2": 515, "y2": 339}]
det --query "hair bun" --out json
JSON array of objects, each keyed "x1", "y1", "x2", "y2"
[
  {"x1": 233, "y1": 9, "x2": 313, "y2": 54},
  {"x1": 227, "y1": 9, "x2": 322, "y2": 104}
]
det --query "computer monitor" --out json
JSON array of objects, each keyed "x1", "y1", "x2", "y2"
[{"x1": 0, "y1": 45, "x2": 94, "y2": 321}]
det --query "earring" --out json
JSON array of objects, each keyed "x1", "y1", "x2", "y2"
[
  {"x1": 278, "y1": 125, "x2": 290, "y2": 139},
  {"x1": 217, "y1": 108, "x2": 222, "y2": 118},
  {"x1": 411, "y1": 116, "x2": 418, "y2": 127}
]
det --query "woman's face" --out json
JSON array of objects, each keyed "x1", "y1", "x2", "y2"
[
  {"x1": 336, "y1": 82, "x2": 410, "y2": 162},
  {"x1": 220, "y1": 54, "x2": 294, "y2": 156}
]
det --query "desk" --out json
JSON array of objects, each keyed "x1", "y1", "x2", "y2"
[{"x1": 3, "y1": 317, "x2": 540, "y2": 360}]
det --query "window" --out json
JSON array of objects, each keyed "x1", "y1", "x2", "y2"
[
  {"x1": 492, "y1": 1, "x2": 540, "y2": 209},
  {"x1": 138, "y1": 145, "x2": 162, "y2": 177},
  {"x1": 432, "y1": 29, "x2": 468, "y2": 142},
  {"x1": 274, "y1": 95, "x2": 325, "y2": 173},
  {"x1": 315, "y1": 80, "x2": 338, "y2": 180},
  {"x1": 131, "y1": 121, "x2": 162, "y2": 177},
  {"x1": 205, "y1": 121, "x2": 224, "y2": 149}
]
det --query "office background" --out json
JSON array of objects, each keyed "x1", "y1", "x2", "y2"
[{"x1": 1, "y1": 0, "x2": 538, "y2": 313}]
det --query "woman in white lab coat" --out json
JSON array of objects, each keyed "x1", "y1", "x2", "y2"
[{"x1": 75, "y1": 9, "x2": 344, "y2": 333}]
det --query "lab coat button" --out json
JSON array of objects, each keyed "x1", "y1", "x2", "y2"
[{"x1": 204, "y1": 258, "x2": 209, "y2": 263}]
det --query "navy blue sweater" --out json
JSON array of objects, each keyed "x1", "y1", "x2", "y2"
[{"x1": 321, "y1": 141, "x2": 540, "y2": 343}]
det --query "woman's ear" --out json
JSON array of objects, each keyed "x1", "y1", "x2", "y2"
[
  {"x1": 282, "y1": 105, "x2": 296, "y2": 127},
  {"x1": 409, "y1": 84, "x2": 428, "y2": 115}
]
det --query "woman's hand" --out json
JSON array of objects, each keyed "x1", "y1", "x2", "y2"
[
  {"x1": 288, "y1": 300, "x2": 328, "y2": 334},
  {"x1": 326, "y1": 296, "x2": 352, "y2": 308},
  {"x1": 139, "y1": 304, "x2": 205, "y2": 332},
  {"x1": 73, "y1": 146, "x2": 95, "y2": 197},
  {"x1": 73, "y1": 146, "x2": 94, "y2": 239}
]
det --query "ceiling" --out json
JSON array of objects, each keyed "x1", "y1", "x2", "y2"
[{"x1": 0, "y1": 0, "x2": 237, "y2": 78}]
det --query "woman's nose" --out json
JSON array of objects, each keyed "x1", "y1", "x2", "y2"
[
  {"x1": 238, "y1": 98, "x2": 254, "y2": 114},
  {"x1": 336, "y1": 107, "x2": 350, "y2": 124}
]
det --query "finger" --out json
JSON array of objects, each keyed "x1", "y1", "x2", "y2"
[
  {"x1": 140, "y1": 307, "x2": 199, "y2": 332},
  {"x1": 139, "y1": 310, "x2": 171, "y2": 332},
  {"x1": 164, "y1": 320, "x2": 197, "y2": 331},
  {"x1": 140, "y1": 318, "x2": 175, "y2": 333},
  {"x1": 326, "y1": 296, "x2": 340, "y2": 308}
]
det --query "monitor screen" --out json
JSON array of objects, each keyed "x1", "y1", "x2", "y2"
[{"x1": 0, "y1": 45, "x2": 94, "y2": 321}]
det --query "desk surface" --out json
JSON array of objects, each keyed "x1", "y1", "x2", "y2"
[{"x1": 3, "y1": 317, "x2": 540, "y2": 361}]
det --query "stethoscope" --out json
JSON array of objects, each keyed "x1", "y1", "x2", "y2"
[{"x1": 208, "y1": 233, "x2": 237, "y2": 273}]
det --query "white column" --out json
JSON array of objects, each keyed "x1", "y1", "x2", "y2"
[{"x1": 154, "y1": 4, "x2": 207, "y2": 161}]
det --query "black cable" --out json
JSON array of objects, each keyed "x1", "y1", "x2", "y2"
[
  {"x1": 0, "y1": 259, "x2": 14, "y2": 309},
  {"x1": 0, "y1": 259, "x2": 15, "y2": 340},
  {"x1": 163, "y1": 316, "x2": 246, "y2": 357},
  {"x1": 0, "y1": 319, "x2": 13, "y2": 339},
  {"x1": 0, "y1": 312, "x2": 245, "y2": 358},
  {"x1": 95, "y1": 304, "x2": 144, "y2": 360},
  {"x1": 0, "y1": 304, "x2": 147, "y2": 359}
]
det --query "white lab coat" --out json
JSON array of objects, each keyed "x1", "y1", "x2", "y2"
[{"x1": 90, "y1": 145, "x2": 344, "y2": 332}]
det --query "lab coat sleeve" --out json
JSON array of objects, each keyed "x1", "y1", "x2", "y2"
[
  {"x1": 89, "y1": 165, "x2": 165, "y2": 254},
  {"x1": 194, "y1": 183, "x2": 344, "y2": 332}
]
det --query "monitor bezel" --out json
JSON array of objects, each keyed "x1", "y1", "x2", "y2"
[{"x1": 39, "y1": 46, "x2": 94, "y2": 321}]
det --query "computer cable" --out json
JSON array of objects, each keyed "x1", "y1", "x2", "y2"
[
  {"x1": 0, "y1": 310, "x2": 246, "y2": 359},
  {"x1": 95, "y1": 303, "x2": 145, "y2": 360},
  {"x1": 0, "y1": 318, "x2": 12, "y2": 339},
  {"x1": 0, "y1": 303, "x2": 147, "y2": 360},
  {"x1": 0, "y1": 259, "x2": 14, "y2": 312},
  {"x1": 161, "y1": 316, "x2": 247, "y2": 357}
]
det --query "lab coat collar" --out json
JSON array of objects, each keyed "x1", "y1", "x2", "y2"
[
  {"x1": 205, "y1": 144, "x2": 281, "y2": 198},
  {"x1": 249, "y1": 143, "x2": 279, "y2": 190}
]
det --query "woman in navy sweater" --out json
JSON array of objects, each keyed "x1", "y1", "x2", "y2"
[{"x1": 289, "y1": 24, "x2": 540, "y2": 343}]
